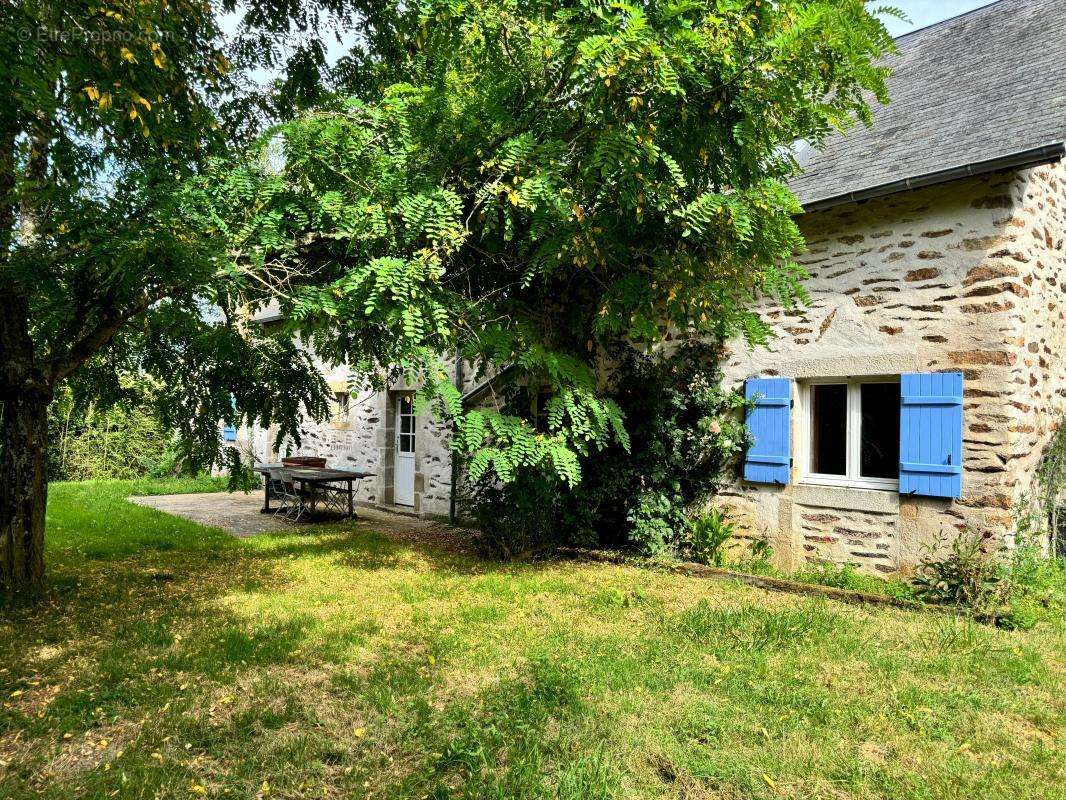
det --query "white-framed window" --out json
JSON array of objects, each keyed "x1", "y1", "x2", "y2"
[
  {"x1": 330, "y1": 390, "x2": 351, "y2": 427},
  {"x1": 798, "y1": 377, "x2": 901, "y2": 491}
]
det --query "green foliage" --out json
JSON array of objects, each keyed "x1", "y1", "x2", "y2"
[
  {"x1": 1018, "y1": 414, "x2": 1066, "y2": 558},
  {"x1": 578, "y1": 343, "x2": 750, "y2": 557},
  {"x1": 48, "y1": 382, "x2": 177, "y2": 482},
  {"x1": 469, "y1": 471, "x2": 568, "y2": 560},
  {"x1": 912, "y1": 530, "x2": 1066, "y2": 629},
  {"x1": 727, "y1": 535, "x2": 777, "y2": 576},
  {"x1": 994, "y1": 543, "x2": 1066, "y2": 630},
  {"x1": 465, "y1": 342, "x2": 750, "y2": 558},
  {"x1": 223, "y1": 0, "x2": 896, "y2": 489},
  {"x1": 793, "y1": 561, "x2": 916, "y2": 601},
  {"x1": 684, "y1": 508, "x2": 736, "y2": 567},
  {"x1": 2, "y1": 0, "x2": 352, "y2": 574},
  {"x1": 912, "y1": 530, "x2": 1002, "y2": 609}
]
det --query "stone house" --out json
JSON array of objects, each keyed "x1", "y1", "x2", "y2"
[
  {"x1": 719, "y1": 0, "x2": 1066, "y2": 572},
  {"x1": 239, "y1": 344, "x2": 485, "y2": 518},
  {"x1": 242, "y1": 0, "x2": 1065, "y2": 571}
]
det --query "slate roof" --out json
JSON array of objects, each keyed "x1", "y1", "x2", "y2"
[{"x1": 790, "y1": 0, "x2": 1066, "y2": 210}]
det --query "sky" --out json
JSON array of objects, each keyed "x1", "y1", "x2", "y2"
[{"x1": 880, "y1": 1, "x2": 999, "y2": 36}]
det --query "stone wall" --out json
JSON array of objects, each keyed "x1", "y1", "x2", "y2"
[
  {"x1": 718, "y1": 161, "x2": 1066, "y2": 574},
  {"x1": 240, "y1": 356, "x2": 486, "y2": 518},
  {"x1": 1007, "y1": 160, "x2": 1066, "y2": 532}
]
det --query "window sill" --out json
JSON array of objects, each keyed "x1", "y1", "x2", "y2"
[
  {"x1": 801, "y1": 476, "x2": 898, "y2": 493},
  {"x1": 792, "y1": 482, "x2": 900, "y2": 514}
]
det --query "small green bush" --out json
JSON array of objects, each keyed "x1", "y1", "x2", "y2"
[
  {"x1": 995, "y1": 542, "x2": 1066, "y2": 630},
  {"x1": 684, "y1": 508, "x2": 736, "y2": 566},
  {"x1": 469, "y1": 471, "x2": 571, "y2": 559},
  {"x1": 911, "y1": 530, "x2": 1065, "y2": 629},
  {"x1": 912, "y1": 530, "x2": 1001, "y2": 608}
]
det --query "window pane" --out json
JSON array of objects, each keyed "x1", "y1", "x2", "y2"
[
  {"x1": 400, "y1": 433, "x2": 414, "y2": 453},
  {"x1": 400, "y1": 413, "x2": 414, "y2": 434},
  {"x1": 810, "y1": 384, "x2": 847, "y2": 475},
  {"x1": 860, "y1": 382, "x2": 900, "y2": 479}
]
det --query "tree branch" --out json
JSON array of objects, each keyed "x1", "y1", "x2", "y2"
[{"x1": 45, "y1": 287, "x2": 178, "y2": 385}]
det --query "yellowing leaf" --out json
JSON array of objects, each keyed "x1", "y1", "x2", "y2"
[
  {"x1": 120, "y1": 47, "x2": 137, "y2": 63},
  {"x1": 83, "y1": 86, "x2": 100, "y2": 102},
  {"x1": 259, "y1": 780, "x2": 270, "y2": 795},
  {"x1": 189, "y1": 783, "x2": 206, "y2": 795}
]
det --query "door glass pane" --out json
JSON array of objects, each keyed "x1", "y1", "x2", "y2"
[
  {"x1": 399, "y1": 433, "x2": 414, "y2": 453},
  {"x1": 809, "y1": 384, "x2": 847, "y2": 475},
  {"x1": 860, "y1": 382, "x2": 900, "y2": 479},
  {"x1": 400, "y1": 413, "x2": 414, "y2": 434}
]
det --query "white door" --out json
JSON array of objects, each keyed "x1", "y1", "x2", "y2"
[{"x1": 394, "y1": 395, "x2": 416, "y2": 506}]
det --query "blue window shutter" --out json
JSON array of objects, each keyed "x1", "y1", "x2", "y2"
[
  {"x1": 222, "y1": 395, "x2": 238, "y2": 441},
  {"x1": 744, "y1": 377, "x2": 792, "y2": 485},
  {"x1": 899, "y1": 372, "x2": 964, "y2": 498}
]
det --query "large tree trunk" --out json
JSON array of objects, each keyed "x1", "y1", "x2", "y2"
[{"x1": 0, "y1": 390, "x2": 50, "y2": 594}]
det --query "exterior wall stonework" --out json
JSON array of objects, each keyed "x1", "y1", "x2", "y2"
[
  {"x1": 241, "y1": 357, "x2": 482, "y2": 519},
  {"x1": 719, "y1": 162, "x2": 1066, "y2": 575}
]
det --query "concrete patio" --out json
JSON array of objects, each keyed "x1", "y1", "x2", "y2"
[{"x1": 129, "y1": 491, "x2": 474, "y2": 553}]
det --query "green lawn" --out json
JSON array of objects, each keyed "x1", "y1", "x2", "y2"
[{"x1": 0, "y1": 480, "x2": 1062, "y2": 799}]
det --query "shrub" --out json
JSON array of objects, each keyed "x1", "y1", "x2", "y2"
[
  {"x1": 995, "y1": 542, "x2": 1066, "y2": 630},
  {"x1": 468, "y1": 471, "x2": 571, "y2": 559},
  {"x1": 911, "y1": 530, "x2": 1001, "y2": 608},
  {"x1": 911, "y1": 529, "x2": 1065, "y2": 629},
  {"x1": 684, "y1": 508, "x2": 736, "y2": 566},
  {"x1": 49, "y1": 381, "x2": 180, "y2": 482},
  {"x1": 566, "y1": 342, "x2": 749, "y2": 557},
  {"x1": 463, "y1": 342, "x2": 749, "y2": 560}
]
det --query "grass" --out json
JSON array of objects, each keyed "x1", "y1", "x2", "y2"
[
  {"x1": 0, "y1": 479, "x2": 1062, "y2": 799},
  {"x1": 789, "y1": 561, "x2": 918, "y2": 601}
]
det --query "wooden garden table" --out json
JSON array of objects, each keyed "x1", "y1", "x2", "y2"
[{"x1": 253, "y1": 463, "x2": 375, "y2": 519}]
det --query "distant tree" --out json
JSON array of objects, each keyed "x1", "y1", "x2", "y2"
[{"x1": 228, "y1": 1, "x2": 895, "y2": 492}]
